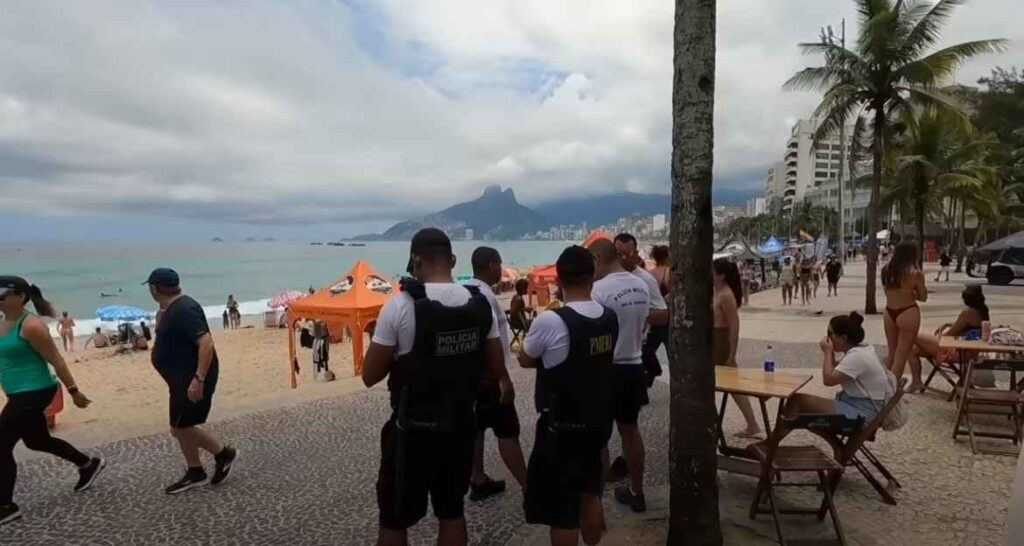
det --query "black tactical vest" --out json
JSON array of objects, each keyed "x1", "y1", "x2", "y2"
[
  {"x1": 388, "y1": 278, "x2": 493, "y2": 430},
  {"x1": 535, "y1": 306, "x2": 618, "y2": 431}
]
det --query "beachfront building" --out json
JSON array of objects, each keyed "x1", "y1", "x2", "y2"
[
  {"x1": 764, "y1": 161, "x2": 787, "y2": 208},
  {"x1": 804, "y1": 180, "x2": 871, "y2": 238},
  {"x1": 746, "y1": 197, "x2": 768, "y2": 217}
]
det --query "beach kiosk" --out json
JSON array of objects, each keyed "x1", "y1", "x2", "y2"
[{"x1": 285, "y1": 260, "x2": 392, "y2": 387}]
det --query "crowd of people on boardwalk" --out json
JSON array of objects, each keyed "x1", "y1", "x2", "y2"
[{"x1": 0, "y1": 230, "x2": 993, "y2": 544}]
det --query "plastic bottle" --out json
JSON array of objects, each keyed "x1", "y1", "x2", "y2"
[{"x1": 763, "y1": 344, "x2": 776, "y2": 373}]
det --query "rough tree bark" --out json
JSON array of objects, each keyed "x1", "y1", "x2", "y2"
[
  {"x1": 865, "y1": 104, "x2": 885, "y2": 315},
  {"x1": 668, "y1": 0, "x2": 722, "y2": 544}
]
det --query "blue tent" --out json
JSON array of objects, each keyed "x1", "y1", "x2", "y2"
[
  {"x1": 96, "y1": 305, "x2": 153, "y2": 323},
  {"x1": 758, "y1": 237, "x2": 784, "y2": 255}
]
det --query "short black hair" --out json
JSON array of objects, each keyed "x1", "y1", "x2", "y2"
[
  {"x1": 471, "y1": 247, "x2": 501, "y2": 275},
  {"x1": 614, "y1": 232, "x2": 638, "y2": 246},
  {"x1": 407, "y1": 228, "x2": 453, "y2": 272},
  {"x1": 556, "y1": 245, "x2": 596, "y2": 288}
]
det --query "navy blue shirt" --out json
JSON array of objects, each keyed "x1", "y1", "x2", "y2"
[{"x1": 153, "y1": 296, "x2": 218, "y2": 390}]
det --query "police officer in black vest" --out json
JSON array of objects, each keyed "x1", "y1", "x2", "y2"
[
  {"x1": 363, "y1": 228, "x2": 513, "y2": 546},
  {"x1": 519, "y1": 245, "x2": 618, "y2": 546}
]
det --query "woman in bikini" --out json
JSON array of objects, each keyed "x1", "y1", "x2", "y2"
[
  {"x1": 906, "y1": 285, "x2": 988, "y2": 392},
  {"x1": 713, "y1": 259, "x2": 762, "y2": 438},
  {"x1": 650, "y1": 245, "x2": 671, "y2": 299},
  {"x1": 57, "y1": 312, "x2": 75, "y2": 352},
  {"x1": 882, "y1": 241, "x2": 927, "y2": 387}
]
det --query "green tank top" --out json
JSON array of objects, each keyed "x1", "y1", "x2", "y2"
[{"x1": 0, "y1": 313, "x2": 58, "y2": 395}]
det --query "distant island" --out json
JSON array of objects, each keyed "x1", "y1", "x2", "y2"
[{"x1": 211, "y1": 237, "x2": 224, "y2": 242}]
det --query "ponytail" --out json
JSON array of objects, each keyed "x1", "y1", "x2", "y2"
[{"x1": 29, "y1": 284, "x2": 57, "y2": 318}]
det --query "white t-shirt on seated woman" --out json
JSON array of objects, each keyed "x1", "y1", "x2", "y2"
[{"x1": 835, "y1": 344, "x2": 888, "y2": 400}]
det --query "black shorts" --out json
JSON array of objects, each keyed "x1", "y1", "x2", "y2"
[
  {"x1": 610, "y1": 365, "x2": 647, "y2": 424},
  {"x1": 168, "y1": 381, "x2": 216, "y2": 429},
  {"x1": 475, "y1": 386, "x2": 521, "y2": 439},
  {"x1": 376, "y1": 419, "x2": 476, "y2": 530},
  {"x1": 524, "y1": 415, "x2": 609, "y2": 529}
]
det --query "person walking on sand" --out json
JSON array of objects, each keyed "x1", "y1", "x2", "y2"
[
  {"x1": 713, "y1": 259, "x2": 762, "y2": 439},
  {"x1": 226, "y1": 295, "x2": 240, "y2": 329},
  {"x1": 779, "y1": 257, "x2": 796, "y2": 306},
  {"x1": 882, "y1": 242, "x2": 927, "y2": 387},
  {"x1": 0, "y1": 276, "x2": 106, "y2": 526},
  {"x1": 146, "y1": 268, "x2": 237, "y2": 495},
  {"x1": 57, "y1": 311, "x2": 75, "y2": 352}
]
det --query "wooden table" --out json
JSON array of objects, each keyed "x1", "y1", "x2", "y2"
[
  {"x1": 715, "y1": 366, "x2": 813, "y2": 474},
  {"x1": 938, "y1": 336, "x2": 1024, "y2": 392}
]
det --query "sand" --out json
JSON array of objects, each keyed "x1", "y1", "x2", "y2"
[{"x1": 9, "y1": 323, "x2": 367, "y2": 459}]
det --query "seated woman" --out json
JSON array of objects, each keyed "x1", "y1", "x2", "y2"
[
  {"x1": 907, "y1": 285, "x2": 989, "y2": 392},
  {"x1": 784, "y1": 312, "x2": 889, "y2": 422},
  {"x1": 509, "y1": 278, "x2": 533, "y2": 331}
]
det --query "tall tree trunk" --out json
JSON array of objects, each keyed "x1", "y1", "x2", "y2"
[
  {"x1": 915, "y1": 195, "x2": 925, "y2": 267},
  {"x1": 668, "y1": 0, "x2": 721, "y2": 543},
  {"x1": 865, "y1": 105, "x2": 884, "y2": 315},
  {"x1": 955, "y1": 198, "x2": 967, "y2": 272}
]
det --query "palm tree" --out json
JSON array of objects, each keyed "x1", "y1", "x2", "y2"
[
  {"x1": 888, "y1": 108, "x2": 993, "y2": 262},
  {"x1": 669, "y1": 0, "x2": 722, "y2": 542},
  {"x1": 785, "y1": 0, "x2": 1006, "y2": 313}
]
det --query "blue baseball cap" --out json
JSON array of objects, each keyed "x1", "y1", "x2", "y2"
[{"x1": 143, "y1": 268, "x2": 180, "y2": 287}]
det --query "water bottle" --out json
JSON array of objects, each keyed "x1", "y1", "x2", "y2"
[{"x1": 763, "y1": 345, "x2": 776, "y2": 373}]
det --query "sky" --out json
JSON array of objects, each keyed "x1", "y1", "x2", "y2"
[{"x1": 1, "y1": 0, "x2": 1022, "y2": 242}]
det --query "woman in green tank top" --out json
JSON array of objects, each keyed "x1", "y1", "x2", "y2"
[{"x1": 0, "y1": 276, "x2": 105, "y2": 526}]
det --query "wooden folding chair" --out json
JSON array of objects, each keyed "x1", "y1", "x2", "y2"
[
  {"x1": 820, "y1": 377, "x2": 908, "y2": 505},
  {"x1": 748, "y1": 414, "x2": 864, "y2": 546},
  {"x1": 953, "y1": 358, "x2": 1024, "y2": 455},
  {"x1": 921, "y1": 324, "x2": 963, "y2": 399},
  {"x1": 506, "y1": 310, "x2": 525, "y2": 348}
]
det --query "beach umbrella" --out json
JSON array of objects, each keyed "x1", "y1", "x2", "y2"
[
  {"x1": 268, "y1": 290, "x2": 304, "y2": 309},
  {"x1": 96, "y1": 305, "x2": 152, "y2": 323},
  {"x1": 758, "y1": 237, "x2": 784, "y2": 255}
]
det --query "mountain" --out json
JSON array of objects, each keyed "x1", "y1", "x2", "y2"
[
  {"x1": 533, "y1": 192, "x2": 669, "y2": 228},
  {"x1": 354, "y1": 185, "x2": 546, "y2": 240},
  {"x1": 533, "y1": 187, "x2": 759, "y2": 227}
]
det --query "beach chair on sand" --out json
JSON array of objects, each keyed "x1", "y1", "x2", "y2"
[
  {"x1": 921, "y1": 323, "x2": 964, "y2": 399},
  {"x1": 953, "y1": 358, "x2": 1024, "y2": 455},
  {"x1": 747, "y1": 413, "x2": 864, "y2": 546}
]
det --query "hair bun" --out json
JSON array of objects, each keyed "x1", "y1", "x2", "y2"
[{"x1": 848, "y1": 311, "x2": 864, "y2": 326}]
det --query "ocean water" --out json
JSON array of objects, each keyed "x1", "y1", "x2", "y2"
[{"x1": 3, "y1": 241, "x2": 572, "y2": 335}]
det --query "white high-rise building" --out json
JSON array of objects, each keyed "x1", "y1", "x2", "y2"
[
  {"x1": 652, "y1": 214, "x2": 666, "y2": 232},
  {"x1": 746, "y1": 197, "x2": 768, "y2": 217},
  {"x1": 772, "y1": 119, "x2": 851, "y2": 213}
]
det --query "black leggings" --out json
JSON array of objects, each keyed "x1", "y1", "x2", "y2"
[{"x1": 1, "y1": 385, "x2": 90, "y2": 504}]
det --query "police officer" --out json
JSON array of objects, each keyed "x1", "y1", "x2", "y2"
[
  {"x1": 519, "y1": 245, "x2": 618, "y2": 546},
  {"x1": 362, "y1": 229, "x2": 513, "y2": 546},
  {"x1": 465, "y1": 247, "x2": 526, "y2": 499},
  {"x1": 590, "y1": 238, "x2": 651, "y2": 513}
]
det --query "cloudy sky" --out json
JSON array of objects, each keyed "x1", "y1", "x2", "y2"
[{"x1": 1, "y1": 0, "x2": 1021, "y2": 241}]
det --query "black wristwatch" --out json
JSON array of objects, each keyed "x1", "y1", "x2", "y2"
[{"x1": 67, "y1": 386, "x2": 79, "y2": 395}]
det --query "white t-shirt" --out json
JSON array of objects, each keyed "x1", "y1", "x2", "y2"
[
  {"x1": 372, "y1": 283, "x2": 500, "y2": 357},
  {"x1": 464, "y1": 278, "x2": 513, "y2": 364},
  {"x1": 632, "y1": 267, "x2": 668, "y2": 310},
  {"x1": 592, "y1": 271, "x2": 650, "y2": 365},
  {"x1": 523, "y1": 301, "x2": 606, "y2": 369},
  {"x1": 836, "y1": 344, "x2": 888, "y2": 400}
]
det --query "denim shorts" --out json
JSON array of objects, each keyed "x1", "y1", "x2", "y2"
[{"x1": 834, "y1": 391, "x2": 883, "y2": 421}]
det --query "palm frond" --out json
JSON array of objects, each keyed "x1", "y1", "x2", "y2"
[
  {"x1": 899, "y1": 85, "x2": 969, "y2": 117},
  {"x1": 783, "y1": 66, "x2": 849, "y2": 92},
  {"x1": 898, "y1": 40, "x2": 1010, "y2": 85},
  {"x1": 903, "y1": 0, "x2": 970, "y2": 57}
]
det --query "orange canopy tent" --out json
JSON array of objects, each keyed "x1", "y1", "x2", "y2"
[
  {"x1": 285, "y1": 260, "x2": 393, "y2": 387},
  {"x1": 526, "y1": 230, "x2": 613, "y2": 306}
]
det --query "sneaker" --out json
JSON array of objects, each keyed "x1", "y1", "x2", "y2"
[
  {"x1": 609, "y1": 456, "x2": 629, "y2": 480},
  {"x1": 0, "y1": 504, "x2": 21, "y2": 526},
  {"x1": 614, "y1": 485, "x2": 647, "y2": 513},
  {"x1": 165, "y1": 468, "x2": 209, "y2": 495},
  {"x1": 74, "y1": 457, "x2": 106, "y2": 492},
  {"x1": 468, "y1": 477, "x2": 506, "y2": 501},
  {"x1": 211, "y1": 446, "x2": 238, "y2": 486}
]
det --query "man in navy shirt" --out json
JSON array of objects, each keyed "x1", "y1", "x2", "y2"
[{"x1": 147, "y1": 268, "x2": 237, "y2": 495}]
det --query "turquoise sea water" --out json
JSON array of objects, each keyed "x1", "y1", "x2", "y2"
[{"x1": 3, "y1": 241, "x2": 572, "y2": 331}]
